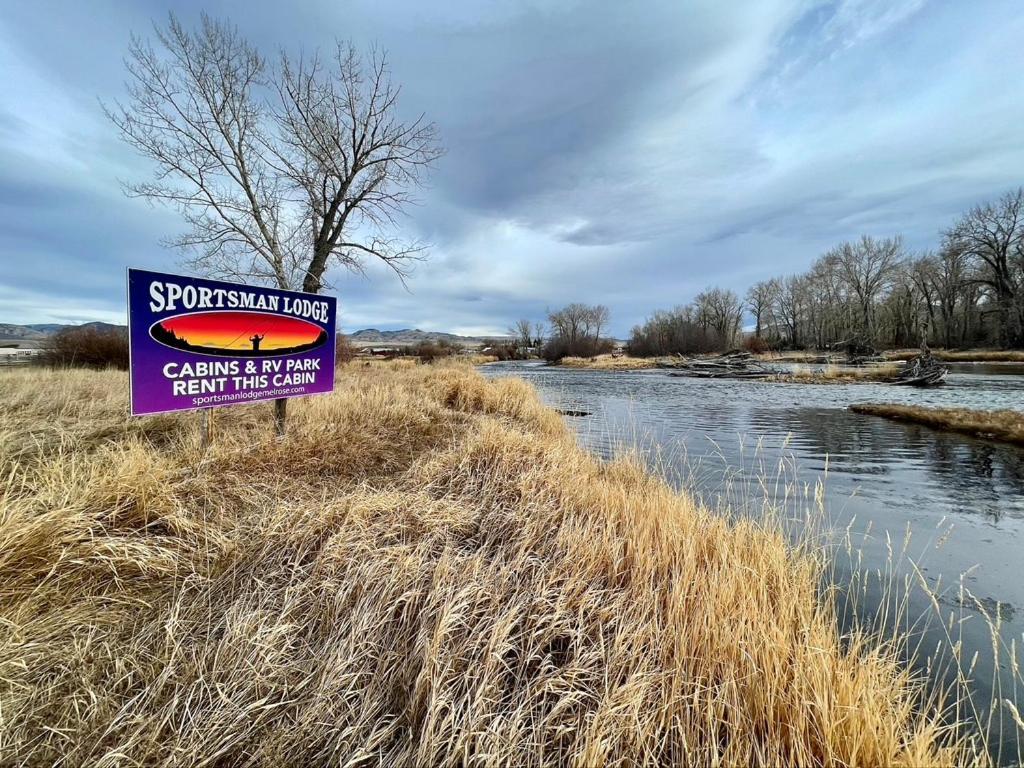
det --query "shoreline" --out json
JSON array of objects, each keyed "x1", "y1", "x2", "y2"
[
  {"x1": 558, "y1": 349, "x2": 1024, "y2": 372},
  {"x1": 556, "y1": 355, "x2": 903, "y2": 384},
  {"x1": 851, "y1": 402, "x2": 1024, "y2": 446}
]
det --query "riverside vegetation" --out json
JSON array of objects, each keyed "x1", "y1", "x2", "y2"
[
  {"x1": 851, "y1": 403, "x2": 1024, "y2": 446},
  {"x1": 0, "y1": 361, "x2": 997, "y2": 766}
]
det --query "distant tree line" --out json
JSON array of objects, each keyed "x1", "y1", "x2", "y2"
[
  {"x1": 541, "y1": 304, "x2": 613, "y2": 361},
  {"x1": 500, "y1": 305, "x2": 615, "y2": 362},
  {"x1": 626, "y1": 287, "x2": 743, "y2": 356},
  {"x1": 626, "y1": 188, "x2": 1024, "y2": 355},
  {"x1": 40, "y1": 326, "x2": 129, "y2": 370}
]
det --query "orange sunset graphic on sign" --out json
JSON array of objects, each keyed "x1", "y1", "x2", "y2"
[{"x1": 150, "y1": 311, "x2": 328, "y2": 357}]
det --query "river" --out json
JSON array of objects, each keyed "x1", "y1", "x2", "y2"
[{"x1": 482, "y1": 360, "x2": 1024, "y2": 763}]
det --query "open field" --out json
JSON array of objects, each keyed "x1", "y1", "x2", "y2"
[
  {"x1": 0, "y1": 363, "x2": 983, "y2": 766},
  {"x1": 851, "y1": 403, "x2": 1024, "y2": 445}
]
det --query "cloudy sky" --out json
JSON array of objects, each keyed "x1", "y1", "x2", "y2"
[{"x1": 2, "y1": 0, "x2": 1022, "y2": 336}]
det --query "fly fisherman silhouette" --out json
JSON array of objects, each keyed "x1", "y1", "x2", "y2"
[{"x1": 249, "y1": 334, "x2": 264, "y2": 351}]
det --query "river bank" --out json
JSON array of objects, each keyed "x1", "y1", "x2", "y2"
[
  {"x1": 558, "y1": 354, "x2": 902, "y2": 384},
  {"x1": 0, "y1": 362, "x2": 980, "y2": 766},
  {"x1": 560, "y1": 348, "x2": 1024, "y2": 373},
  {"x1": 851, "y1": 403, "x2": 1024, "y2": 446}
]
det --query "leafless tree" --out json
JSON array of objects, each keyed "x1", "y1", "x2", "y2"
[
  {"x1": 547, "y1": 303, "x2": 590, "y2": 346},
  {"x1": 545, "y1": 303, "x2": 612, "y2": 360},
  {"x1": 774, "y1": 275, "x2": 809, "y2": 348},
  {"x1": 931, "y1": 244, "x2": 970, "y2": 347},
  {"x1": 830, "y1": 235, "x2": 903, "y2": 342},
  {"x1": 695, "y1": 287, "x2": 743, "y2": 348},
  {"x1": 745, "y1": 280, "x2": 778, "y2": 339},
  {"x1": 626, "y1": 306, "x2": 723, "y2": 356},
  {"x1": 531, "y1": 322, "x2": 546, "y2": 348},
  {"x1": 945, "y1": 188, "x2": 1024, "y2": 346},
  {"x1": 106, "y1": 14, "x2": 442, "y2": 294},
  {"x1": 589, "y1": 305, "x2": 610, "y2": 342},
  {"x1": 907, "y1": 254, "x2": 939, "y2": 344},
  {"x1": 510, "y1": 319, "x2": 533, "y2": 352}
]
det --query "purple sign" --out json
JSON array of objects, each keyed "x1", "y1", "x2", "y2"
[{"x1": 128, "y1": 269, "x2": 336, "y2": 416}]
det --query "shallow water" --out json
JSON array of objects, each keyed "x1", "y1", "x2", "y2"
[{"x1": 483, "y1": 361, "x2": 1024, "y2": 762}]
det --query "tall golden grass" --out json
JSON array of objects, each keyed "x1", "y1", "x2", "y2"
[
  {"x1": 787, "y1": 363, "x2": 901, "y2": 384},
  {"x1": 851, "y1": 403, "x2": 1024, "y2": 445},
  {"x1": 0, "y1": 364, "x2": 985, "y2": 765},
  {"x1": 559, "y1": 354, "x2": 657, "y2": 370}
]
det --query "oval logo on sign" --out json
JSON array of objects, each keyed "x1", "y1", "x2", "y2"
[{"x1": 149, "y1": 310, "x2": 329, "y2": 357}]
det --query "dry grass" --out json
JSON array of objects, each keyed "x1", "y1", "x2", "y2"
[
  {"x1": 882, "y1": 349, "x2": 1024, "y2": 363},
  {"x1": 0, "y1": 363, "x2": 984, "y2": 766},
  {"x1": 457, "y1": 353, "x2": 499, "y2": 365},
  {"x1": 851, "y1": 403, "x2": 1024, "y2": 445},
  {"x1": 786, "y1": 363, "x2": 900, "y2": 384},
  {"x1": 559, "y1": 354, "x2": 657, "y2": 370},
  {"x1": 755, "y1": 351, "x2": 834, "y2": 363}
]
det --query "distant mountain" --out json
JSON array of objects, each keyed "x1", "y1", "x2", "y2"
[
  {"x1": 348, "y1": 328, "x2": 506, "y2": 346},
  {"x1": 74, "y1": 321, "x2": 127, "y2": 334},
  {"x1": 25, "y1": 323, "x2": 69, "y2": 333},
  {"x1": 0, "y1": 324, "x2": 47, "y2": 340},
  {"x1": 0, "y1": 321, "x2": 127, "y2": 342},
  {"x1": 3, "y1": 322, "x2": 492, "y2": 346}
]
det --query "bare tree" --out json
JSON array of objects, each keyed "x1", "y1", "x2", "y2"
[
  {"x1": 510, "y1": 319, "x2": 533, "y2": 353},
  {"x1": 830, "y1": 235, "x2": 903, "y2": 343},
  {"x1": 626, "y1": 306, "x2": 723, "y2": 356},
  {"x1": 106, "y1": 14, "x2": 442, "y2": 294},
  {"x1": 695, "y1": 287, "x2": 743, "y2": 349},
  {"x1": 946, "y1": 188, "x2": 1024, "y2": 346},
  {"x1": 745, "y1": 281, "x2": 778, "y2": 339},
  {"x1": 531, "y1": 321, "x2": 546, "y2": 348},
  {"x1": 545, "y1": 303, "x2": 611, "y2": 360},
  {"x1": 774, "y1": 275, "x2": 809, "y2": 348},
  {"x1": 547, "y1": 303, "x2": 591, "y2": 347},
  {"x1": 907, "y1": 254, "x2": 940, "y2": 345},
  {"x1": 589, "y1": 305, "x2": 610, "y2": 342},
  {"x1": 931, "y1": 244, "x2": 970, "y2": 347}
]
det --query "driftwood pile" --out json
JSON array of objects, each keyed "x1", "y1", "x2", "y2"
[
  {"x1": 658, "y1": 349, "x2": 949, "y2": 387},
  {"x1": 891, "y1": 351, "x2": 948, "y2": 387},
  {"x1": 658, "y1": 351, "x2": 778, "y2": 379}
]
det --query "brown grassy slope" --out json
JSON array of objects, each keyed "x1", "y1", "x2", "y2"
[
  {"x1": 851, "y1": 403, "x2": 1024, "y2": 445},
  {"x1": 0, "y1": 364, "x2": 979, "y2": 766}
]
